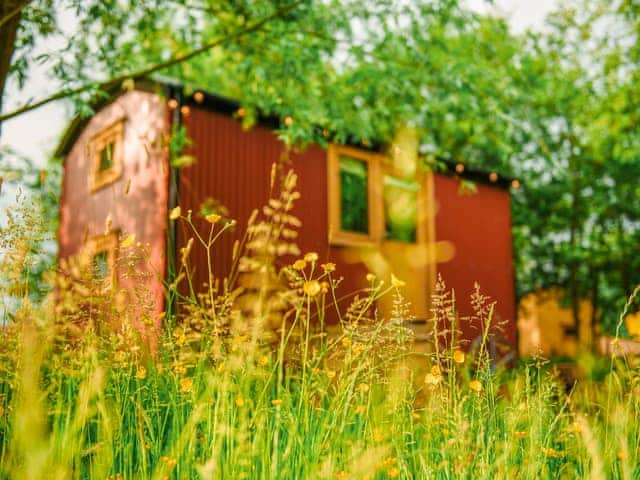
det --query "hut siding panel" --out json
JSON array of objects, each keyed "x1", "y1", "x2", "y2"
[
  {"x1": 179, "y1": 107, "x2": 367, "y2": 316},
  {"x1": 59, "y1": 91, "x2": 168, "y2": 321},
  {"x1": 433, "y1": 174, "x2": 517, "y2": 349}
]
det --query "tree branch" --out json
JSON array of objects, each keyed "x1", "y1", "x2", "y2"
[
  {"x1": 0, "y1": 0, "x2": 29, "y2": 30},
  {"x1": 0, "y1": 0, "x2": 302, "y2": 124}
]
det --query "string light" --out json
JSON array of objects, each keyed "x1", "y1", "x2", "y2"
[
  {"x1": 511, "y1": 179, "x2": 521, "y2": 189},
  {"x1": 455, "y1": 163, "x2": 465, "y2": 173},
  {"x1": 167, "y1": 98, "x2": 178, "y2": 110},
  {"x1": 180, "y1": 105, "x2": 190, "y2": 117},
  {"x1": 489, "y1": 172, "x2": 498, "y2": 182},
  {"x1": 237, "y1": 107, "x2": 246, "y2": 117},
  {"x1": 193, "y1": 91, "x2": 204, "y2": 103},
  {"x1": 284, "y1": 116, "x2": 293, "y2": 126}
]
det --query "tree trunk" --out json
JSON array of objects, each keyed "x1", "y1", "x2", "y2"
[
  {"x1": 568, "y1": 152, "x2": 581, "y2": 341},
  {"x1": 0, "y1": 1, "x2": 28, "y2": 134}
]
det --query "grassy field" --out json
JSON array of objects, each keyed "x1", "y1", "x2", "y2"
[{"x1": 0, "y1": 173, "x2": 638, "y2": 479}]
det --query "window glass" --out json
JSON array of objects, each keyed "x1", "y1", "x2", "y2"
[
  {"x1": 339, "y1": 156, "x2": 369, "y2": 234},
  {"x1": 384, "y1": 174, "x2": 419, "y2": 242},
  {"x1": 100, "y1": 142, "x2": 114, "y2": 172},
  {"x1": 93, "y1": 250, "x2": 109, "y2": 280}
]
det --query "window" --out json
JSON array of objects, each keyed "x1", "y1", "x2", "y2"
[
  {"x1": 89, "y1": 119, "x2": 124, "y2": 191},
  {"x1": 328, "y1": 144, "x2": 428, "y2": 246},
  {"x1": 328, "y1": 145, "x2": 383, "y2": 245},
  {"x1": 84, "y1": 231, "x2": 119, "y2": 288}
]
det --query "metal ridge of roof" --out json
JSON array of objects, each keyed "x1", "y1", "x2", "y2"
[{"x1": 54, "y1": 76, "x2": 516, "y2": 189}]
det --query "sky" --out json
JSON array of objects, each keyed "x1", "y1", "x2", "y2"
[{"x1": 0, "y1": 0, "x2": 560, "y2": 182}]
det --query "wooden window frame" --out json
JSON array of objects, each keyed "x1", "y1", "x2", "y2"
[
  {"x1": 328, "y1": 144, "x2": 384, "y2": 246},
  {"x1": 89, "y1": 119, "x2": 125, "y2": 192},
  {"x1": 329, "y1": 144, "x2": 431, "y2": 247},
  {"x1": 84, "y1": 231, "x2": 119, "y2": 289}
]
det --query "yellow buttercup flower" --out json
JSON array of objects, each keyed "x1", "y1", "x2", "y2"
[
  {"x1": 366, "y1": 273, "x2": 376, "y2": 282},
  {"x1": 257, "y1": 355, "x2": 269, "y2": 366},
  {"x1": 235, "y1": 397, "x2": 245, "y2": 407},
  {"x1": 356, "y1": 383, "x2": 370, "y2": 392},
  {"x1": 136, "y1": 366, "x2": 147, "y2": 380},
  {"x1": 120, "y1": 234, "x2": 136, "y2": 248},
  {"x1": 293, "y1": 259, "x2": 306, "y2": 271},
  {"x1": 469, "y1": 379, "x2": 483, "y2": 393},
  {"x1": 321, "y1": 262, "x2": 336, "y2": 273},
  {"x1": 169, "y1": 206, "x2": 181, "y2": 220},
  {"x1": 326, "y1": 370, "x2": 336, "y2": 379},
  {"x1": 424, "y1": 373, "x2": 441, "y2": 386},
  {"x1": 179, "y1": 377, "x2": 193, "y2": 393},
  {"x1": 205, "y1": 213, "x2": 221, "y2": 224},
  {"x1": 453, "y1": 350, "x2": 465, "y2": 364},
  {"x1": 304, "y1": 252, "x2": 318, "y2": 263},
  {"x1": 303, "y1": 280, "x2": 321, "y2": 296},
  {"x1": 271, "y1": 399, "x2": 283, "y2": 406}
]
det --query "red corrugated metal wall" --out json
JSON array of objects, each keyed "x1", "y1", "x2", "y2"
[
  {"x1": 179, "y1": 108, "x2": 369, "y2": 314},
  {"x1": 179, "y1": 106, "x2": 516, "y2": 347},
  {"x1": 433, "y1": 174, "x2": 517, "y2": 351}
]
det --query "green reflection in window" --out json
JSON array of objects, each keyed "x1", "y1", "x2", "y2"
[
  {"x1": 100, "y1": 142, "x2": 114, "y2": 171},
  {"x1": 384, "y1": 174, "x2": 419, "y2": 243},
  {"x1": 339, "y1": 156, "x2": 369, "y2": 234},
  {"x1": 93, "y1": 251, "x2": 109, "y2": 280}
]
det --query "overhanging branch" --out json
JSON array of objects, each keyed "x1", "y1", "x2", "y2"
[{"x1": 0, "y1": 0, "x2": 301, "y2": 124}]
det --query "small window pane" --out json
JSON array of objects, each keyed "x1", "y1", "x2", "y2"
[
  {"x1": 93, "y1": 250, "x2": 109, "y2": 280},
  {"x1": 100, "y1": 142, "x2": 114, "y2": 172},
  {"x1": 339, "y1": 156, "x2": 369, "y2": 234},
  {"x1": 384, "y1": 175, "x2": 419, "y2": 242}
]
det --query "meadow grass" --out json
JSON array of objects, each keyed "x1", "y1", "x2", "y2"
[{"x1": 0, "y1": 170, "x2": 638, "y2": 479}]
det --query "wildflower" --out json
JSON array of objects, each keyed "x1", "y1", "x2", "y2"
[
  {"x1": 293, "y1": 259, "x2": 306, "y2": 271},
  {"x1": 179, "y1": 378, "x2": 193, "y2": 393},
  {"x1": 271, "y1": 399, "x2": 283, "y2": 406},
  {"x1": 617, "y1": 450, "x2": 626, "y2": 460},
  {"x1": 235, "y1": 397, "x2": 245, "y2": 407},
  {"x1": 387, "y1": 467, "x2": 400, "y2": 478},
  {"x1": 366, "y1": 273, "x2": 376, "y2": 282},
  {"x1": 431, "y1": 365, "x2": 441, "y2": 376},
  {"x1": 114, "y1": 351, "x2": 126, "y2": 363},
  {"x1": 205, "y1": 213, "x2": 221, "y2": 223},
  {"x1": 355, "y1": 405, "x2": 367, "y2": 414},
  {"x1": 341, "y1": 337, "x2": 351, "y2": 348},
  {"x1": 120, "y1": 234, "x2": 136, "y2": 248},
  {"x1": 321, "y1": 262, "x2": 336, "y2": 273},
  {"x1": 304, "y1": 252, "x2": 318, "y2": 263},
  {"x1": 356, "y1": 383, "x2": 370, "y2": 393},
  {"x1": 173, "y1": 362, "x2": 187, "y2": 376},
  {"x1": 568, "y1": 422, "x2": 583, "y2": 433},
  {"x1": 469, "y1": 379, "x2": 483, "y2": 393},
  {"x1": 326, "y1": 370, "x2": 336, "y2": 379},
  {"x1": 169, "y1": 206, "x2": 181, "y2": 220},
  {"x1": 373, "y1": 428, "x2": 384, "y2": 442},
  {"x1": 391, "y1": 274, "x2": 406, "y2": 288},
  {"x1": 453, "y1": 350, "x2": 465, "y2": 364},
  {"x1": 311, "y1": 368, "x2": 321, "y2": 375},
  {"x1": 412, "y1": 411, "x2": 421, "y2": 420},
  {"x1": 321, "y1": 281, "x2": 329, "y2": 293},
  {"x1": 542, "y1": 447, "x2": 564, "y2": 458},
  {"x1": 515, "y1": 431, "x2": 526, "y2": 440},
  {"x1": 257, "y1": 355, "x2": 269, "y2": 366},
  {"x1": 424, "y1": 373, "x2": 441, "y2": 386},
  {"x1": 136, "y1": 366, "x2": 147, "y2": 380},
  {"x1": 303, "y1": 280, "x2": 321, "y2": 296},
  {"x1": 161, "y1": 456, "x2": 177, "y2": 468}
]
